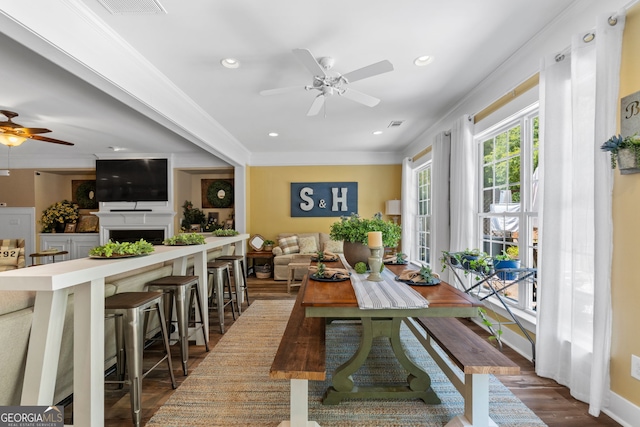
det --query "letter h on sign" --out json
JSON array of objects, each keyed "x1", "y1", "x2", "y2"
[{"x1": 290, "y1": 182, "x2": 358, "y2": 217}]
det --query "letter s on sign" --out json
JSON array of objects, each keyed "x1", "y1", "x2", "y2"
[{"x1": 299, "y1": 187, "x2": 314, "y2": 211}]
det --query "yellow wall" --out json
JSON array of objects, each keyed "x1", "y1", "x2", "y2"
[
  {"x1": 247, "y1": 165, "x2": 402, "y2": 242},
  {"x1": 610, "y1": 5, "x2": 640, "y2": 407}
]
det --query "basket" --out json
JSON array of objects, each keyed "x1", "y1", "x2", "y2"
[{"x1": 255, "y1": 263, "x2": 272, "y2": 279}]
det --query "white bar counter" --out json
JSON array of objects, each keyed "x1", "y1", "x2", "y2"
[{"x1": 0, "y1": 234, "x2": 248, "y2": 427}]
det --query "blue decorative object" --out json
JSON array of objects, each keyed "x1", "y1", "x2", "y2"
[{"x1": 290, "y1": 182, "x2": 358, "y2": 217}]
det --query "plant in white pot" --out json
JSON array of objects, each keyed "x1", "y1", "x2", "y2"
[{"x1": 329, "y1": 212, "x2": 401, "y2": 268}]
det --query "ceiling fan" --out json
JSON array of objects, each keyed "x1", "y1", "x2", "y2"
[
  {"x1": 0, "y1": 110, "x2": 74, "y2": 147},
  {"x1": 260, "y1": 49, "x2": 394, "y2": 116}
]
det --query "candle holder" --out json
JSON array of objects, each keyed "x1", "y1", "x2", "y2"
[{"x1": 367, "y1": 247, "x2": 384, "y2": 282}]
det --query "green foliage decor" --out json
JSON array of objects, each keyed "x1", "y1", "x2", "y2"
[
  {"x1": 330, "y1": 212, "x2": 401, "y2": 248},
  {"x1": 181, "y1": 200, "x2": 206, "y2": 230},
  {"x1": 354, "y1": 262, "x2": 367, "y2": 274},
  {"x1": 212, "y1": 229, "x2": 239, "y2": 237},
  {"x1": 89, "y1": 239, "x2": 154, "y2": 257},
  {"x1": 163, "y1": 233, "x2": 205, "y2": 246},
  {"x1": 207, "y1": 180, "x2": 234, "y2": 208},
  {"x1": 40, "y1": 200, "x2": 79, "y2": 232},
  {"x1": 600, "y1": 134, "x2": 640, "y2": 169}
]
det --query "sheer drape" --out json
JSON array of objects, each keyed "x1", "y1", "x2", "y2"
[
  {"x1": 449, "y1": 115, "x2": 476, "y2": 252},
  {"x1": 536, "y1": 12, "x2": 624, "y2": 415},
  {"x1": 401, "y1": 157, "x2": 416, "y2": 259},
  {"x1": 431, "y1": 132, "x2": 451, "y2": 268}
]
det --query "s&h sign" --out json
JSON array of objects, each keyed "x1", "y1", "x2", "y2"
[{"x1": 291, "y1": 182, "x2": 358, "y2": 217}]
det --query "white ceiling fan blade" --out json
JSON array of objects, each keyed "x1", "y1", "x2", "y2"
[
  {"x1": 341, "y1": 60, "x2": 394, "y2": 83},
  {"x1": 293, "y1": 48, "x2": 327, "y2": 77},
  {"x1": 259, "y1": 86, "x2": 304, "y2": 96},
  {"x1": 340, "y1": 88, "x2": 380, "y2": 107},
  {"x1": 307, "y1": 95, "x2": 325, "y2": 116}
]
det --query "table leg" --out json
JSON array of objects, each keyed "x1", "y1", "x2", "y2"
[{"x1": 322, "y1": 317, "x2": 440, "y2": 405}]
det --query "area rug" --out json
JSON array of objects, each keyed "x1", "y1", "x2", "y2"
[{"x1": 147, "y1": 300, "x2": 546, "y2": 427}]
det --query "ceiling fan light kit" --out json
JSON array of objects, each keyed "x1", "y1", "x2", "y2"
[
  {"x1": 0, "y1": 110, "x2": 74, "y2": 146},
  {"x1": 260, "y1": 48, "x2": 394, "y2": 116}
]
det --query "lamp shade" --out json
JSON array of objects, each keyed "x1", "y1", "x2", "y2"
[
  {"x1": 385, "y1": 200, "x2": 401, "y2": 216},
  {"x1": 0, "y1": 134, "x2": 27, "y2": 147}
]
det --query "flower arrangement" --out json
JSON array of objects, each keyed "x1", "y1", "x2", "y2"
[
  {"x1": 329, "y1": 212, "x2": 401, "y2": 248},
  {"x1": 40, "y1": 200, "x2": 79, "y2": 232},
  {"x1": 600, "y1": 134, "x2": 640, "y2": 169}
]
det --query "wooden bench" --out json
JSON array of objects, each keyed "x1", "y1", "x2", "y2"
[
  {"x1": 270, "y1": 280, "x2": 326, "y2": 427},
  {"x1": 406, "y1": 316, "x2": 520, "y2": 427}
]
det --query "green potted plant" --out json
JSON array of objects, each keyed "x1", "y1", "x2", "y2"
[
  {"x1": 40, "y1": 200, "x2": 79, "y2": 233},
  {"x1": 263, "y1": 240, "x2": 275, "y2": 252},
  {"x1": 330, "y1": 212, "x2": 401, "y2": 267},
  {"x1": 493, "y1": 248, "x2": 521, "y2": 280},
  {"x1": 180, "y1": 200, "x2": 206, "y2": 231},
  {"x1": 441, "y1": 249, "x2": 491, "y2": 277},
  {"x1": 601, "y1": 133, "x2": 640, "y2": 173}
]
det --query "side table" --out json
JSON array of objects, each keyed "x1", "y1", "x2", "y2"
[
  {"x1": 29, "y1": 250, "x2": 69, "y2": 266},
  {"x1": 246, "y1": 251, "x2": 274, "y2": 277}
]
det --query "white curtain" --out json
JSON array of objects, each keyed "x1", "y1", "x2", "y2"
[
  {"x1": 401, "y1": 157, "x2": 415, "y2": 259},
  {"x1": 536, "y1": 12, "x2": 624, "y2": 416},
  {"x1": 449, "y1": 115, "x2": 476, "y2": 252},
  {"x1": 431, "y1": 132, "x2": 451, "y2": 268}
]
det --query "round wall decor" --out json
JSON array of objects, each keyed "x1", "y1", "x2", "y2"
[
  {"x1": 207, "y1": 180, "x2": 234, "y2": 208},
  {"x1": 76, "y1": 180, "x2": 98, "y2": 209}
]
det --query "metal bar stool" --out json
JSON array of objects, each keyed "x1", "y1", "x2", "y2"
[
  {"x1": 217, "y1": 255, "x2": 250, "y2": 313},
  {"x1": 105, "y1": 292, "x2": 177, "y2": 427},
  {"x1": 146, "y1": 275, "x2": 210, "y2": 376},
  {"x1": 207, "y1": 260, "x2": 236, "y2": 333}
]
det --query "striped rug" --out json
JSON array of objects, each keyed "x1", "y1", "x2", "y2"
[{"x1": 147, "y1": 300, "x2": 546, "y2": 427}]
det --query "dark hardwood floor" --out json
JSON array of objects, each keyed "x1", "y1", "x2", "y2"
[{"x1": 89, "y1": 277, "x2": 621, "y2": 426}]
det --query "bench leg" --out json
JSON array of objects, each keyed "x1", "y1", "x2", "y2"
[
  {"x1": 445, "y1": 373, "x2": 497, "y2": 427},
  {"x1": 277, "y1": 379, "x2": 321, "y2": 427}
]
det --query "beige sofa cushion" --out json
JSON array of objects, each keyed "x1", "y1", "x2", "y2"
[
  {"x1": 298, "y1": 236, "x2": 318, "y2": 254},
  {"x1": 278, "y1": 235, "x2": 299, "y2": 254},
  {"x1": 324, "y1": 239, "x2": 343, "y2": 253}
]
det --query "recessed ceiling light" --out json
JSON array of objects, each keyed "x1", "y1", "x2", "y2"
[
  {"x1": 109, "y1": 146, "x2": 125, "y2": 151},
  {"x1": 221, "y1": 58, "x2": 240, "y2": 69},
  {"x1": 372, "y1": 131, "x2": 383, "y2": 135},
  {"x1": 414, "y1": 55, "x2": 434, "y2": 67},
  {"x1": 268, "y1": 132, "x2": 279, "y2": 137}
]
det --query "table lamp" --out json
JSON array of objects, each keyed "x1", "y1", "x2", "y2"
[{"x1": 385, "y1": 200, "x2": 402, "y2": 224}]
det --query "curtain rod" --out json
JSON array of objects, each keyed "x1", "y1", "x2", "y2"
[{"x1": 473, "y1": 73, "x2": 539, "y2": 123}]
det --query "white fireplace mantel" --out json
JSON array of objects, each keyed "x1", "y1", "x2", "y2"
[{"x1": 95, "y1": 210, "x2": 176, "y2": 244}]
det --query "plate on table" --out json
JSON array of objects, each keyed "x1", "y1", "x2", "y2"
[
  {"x1": 89, "y1": 253, "x2": 150, "y2": 259},
  {"x1": 311, "y1": 256, "x2": 339, "y2": 262},
  {"x1": 310, "y1": 274, "x2": 351, "y2": 282},
  {"x1": 395, "y1": 276, "x2": 441, "y2": 286},
  {"x1": 384, "y1": 260, "x2": 408, "y2": 265}
]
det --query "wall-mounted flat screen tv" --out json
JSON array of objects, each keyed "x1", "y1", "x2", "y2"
[{"x1": 96, "y1": 158, "x2": 168, "y2": 202}]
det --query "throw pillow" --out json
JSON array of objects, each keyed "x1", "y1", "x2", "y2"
[
  {"x1": 324, "y1": 240, "x2": 344, "y2": 254},
  {"x1": 298, "y1": 236, "x2": 318, "y2": 254},
  {"x1": 278, "y1": 236, "x2": 299, "y2": 255},
  {"x1": 0, "y1": 248, "x2": 19, "y2": 266}
]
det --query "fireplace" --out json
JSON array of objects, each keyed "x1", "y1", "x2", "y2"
[
  {"x1": 95, "y1": 210, "x2": 175, "y2": 245},
  {"x1": 109, "y1": 229, "x2": 165, "y2": 245}
]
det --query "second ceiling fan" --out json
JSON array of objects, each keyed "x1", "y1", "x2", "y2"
[{"x1": 260, "y1": 49, "x2": 394, "y2": 116}]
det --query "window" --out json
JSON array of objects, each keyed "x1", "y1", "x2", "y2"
[
  {"x1": 476, "y1": 105, "x2": 539, "y2": 312},
  {"x1": 416, "y1": 164, "x2": 432, "y2": 265}
]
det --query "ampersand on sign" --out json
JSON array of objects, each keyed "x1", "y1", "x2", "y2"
[{"x1": 318, "y1": 199, "x2": 327, "y2": 208}]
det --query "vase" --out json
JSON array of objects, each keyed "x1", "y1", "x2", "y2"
[
  {"x1": 342, "y1": 241, "x2": 372, "y2": 268},
  {"x1": 493, "y1": 259, "x2": 521, "y2": 280},
  {"x1": 54, "y1": 222, "x2": 66, "y2": 233}
]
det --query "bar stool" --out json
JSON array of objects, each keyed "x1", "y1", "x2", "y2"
[
  {"x1": 287, "y1": 255, "x2": 311, "y2": 293},
  {"x1": 105, "y1": 292, "x2": 177, "y2": 427},
  {"x1": 216, "y1": 255, "x2": 250, "y2": 313},
  {"x1": 207, "y1": 260, "x2": 237, "y2": 333},
  {"x1": 146, "y1": 275, "x2": 210, "y2": 376}
]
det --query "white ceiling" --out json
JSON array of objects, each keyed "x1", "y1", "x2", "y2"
[{"x1": 0, "y1": 0, "x2": 581, "y2": 169}]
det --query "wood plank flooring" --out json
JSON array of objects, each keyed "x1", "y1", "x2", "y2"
[{"x1": 86, "y1": 277, "x2": 621, "y2": 426}]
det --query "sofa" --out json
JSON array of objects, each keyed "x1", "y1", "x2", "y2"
[
  {"x1": 0, "y1": 239, "x2": 25, "y2": 272},
  {"x1": 272, "y1": 232, "x2": 343, "y2": 281},
  {"x1": 0, "y1": 244, "x2": 228, "y2": 406}
]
